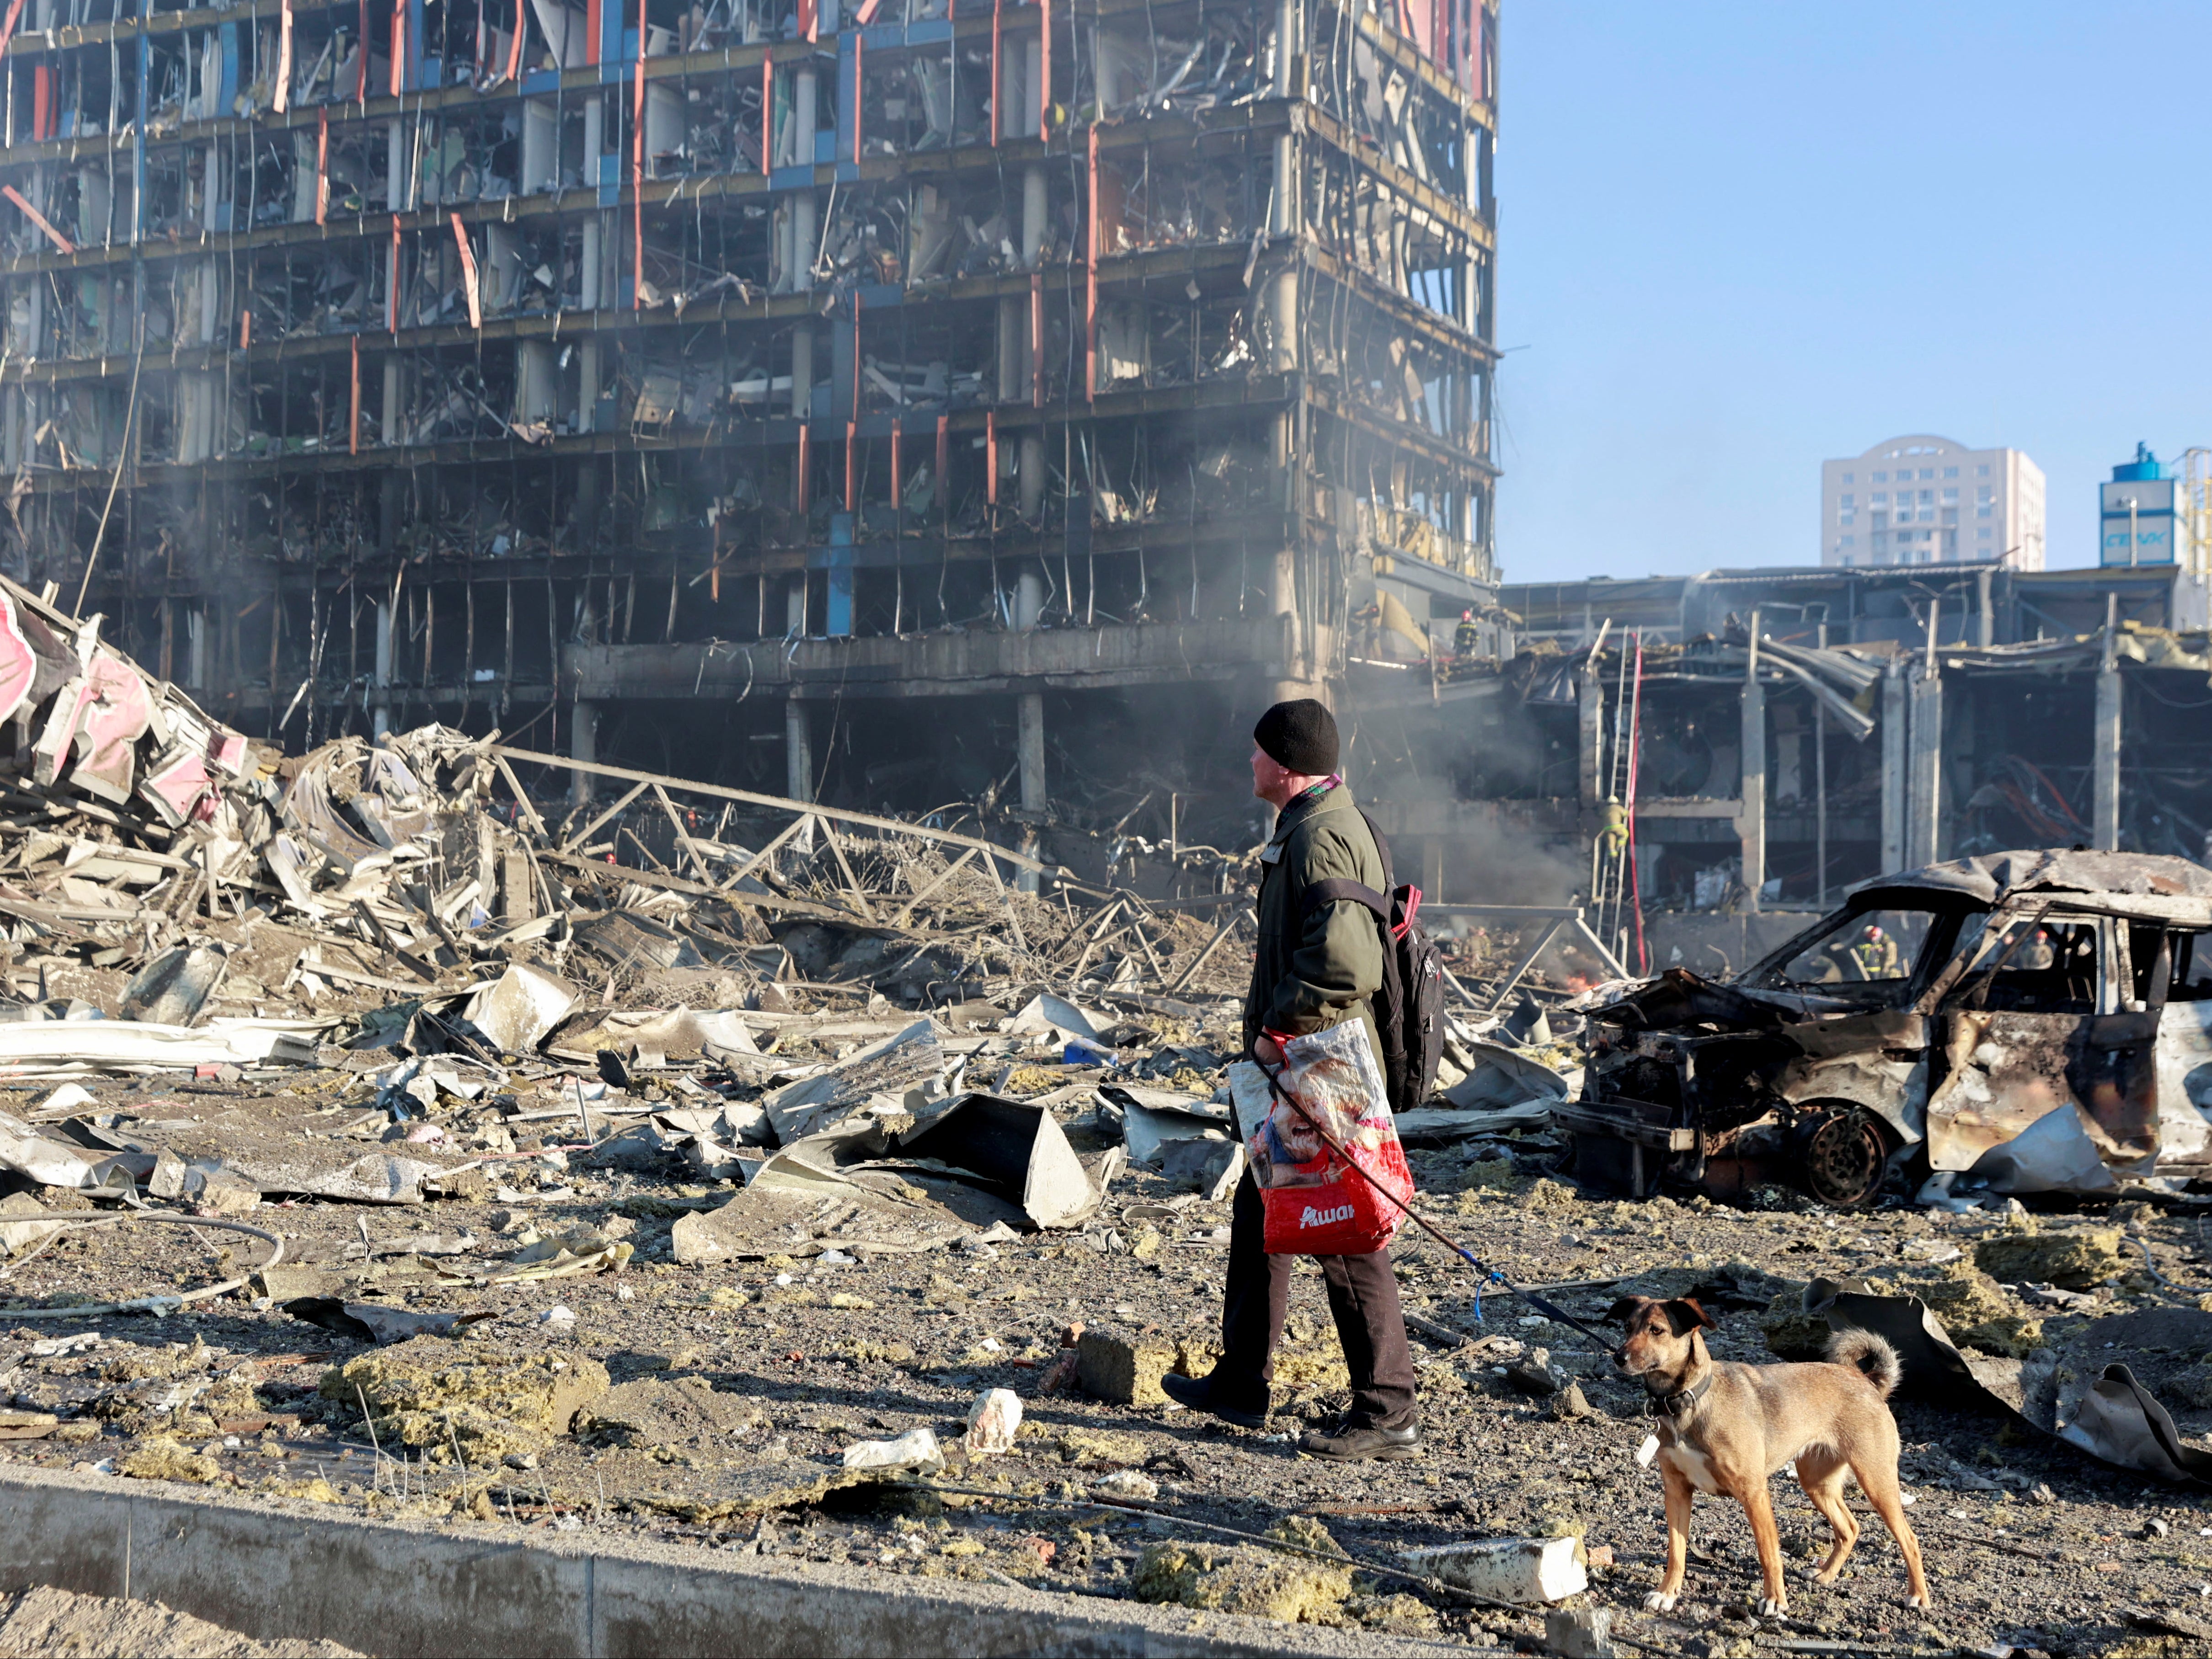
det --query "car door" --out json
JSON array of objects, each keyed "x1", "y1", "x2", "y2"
[{"x1": 1924, "y1": 910, "x2": 2161, "y2": 1184}]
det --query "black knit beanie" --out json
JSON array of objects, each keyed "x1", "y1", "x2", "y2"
[{"x1": 1253, "y1": 699, "x2": 1340, "y2": 775}]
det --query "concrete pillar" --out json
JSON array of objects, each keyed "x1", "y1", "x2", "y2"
[
  {"x1": 1907, "y1": 665, "x2": 1944, "y2": 868},
  {"x1": 795, "y1": 65, "x2": 818, "y2": 160},
  {"x1": 387, "y1": 122, "x2": 406, "y2": 210},
  {"x1": 791, "y1": 329, "x2": 814, "y2": 419},
  {"x1": 581, "y1": 101, "x2": 607, "y2": 307},
  {"x1": 174, "y1": 373, "x2": 217, "y2": 464},
  {"x1": 785, "y1": 699, "x2": 814, "y2": 801},
  {"x1": 1420, "y1": 838, "x2": 1444, "y2": 904},
  {"x1": 786, "y1": 575, "x2": 807, "y2": 636},
  {"x1": 204, "y1": 143, "x2": 223, "y2": 232},
  {"x1": 1023, "y1": 37, "x2": 1043, "y2": 137},
  {"x1": 2094, "y1": 593, "x2": 2121, "y2": 851},
  {"x1": 580, "y1": 218, "x2": 602, "y2": 310},
  {"x1": 515, "y1": 341, "x2": 556, "y2": 424},
  {"x1": 1270, "y1": 543, "x2": 1296, "y2": 619},
  {"x1": 185, "y1": 605, "x2": 206, "y2": 691},
  {"x1": 1274, "y1": 0, "x2": 1297, "y2": 94},
  {"x1": 1976, "y1": 567, "x2": 1994, "y2": 648},
  {"x1": 371, "y1": 601, "x2": 394, "y2": 738},
  {"x1": 996, "y1": 299, "x2": 1025, "y2": 402},
  {"x1": 570, "y1": 700, "x2": 598, "y2": 810},
  {"x1": 1265, "y1": 542, "x2": 1292, "y2": 677},
  {"x1": 576, "y1": 340, "x2": 600, "y2": 433},
  {"x1": 1739, "y1": 622, "x2": 1766, "y2": 911},
  {"x1": 1021, "y1": 165, "x2": 1048, "y2": 265},
  {"x1": 1017, "y1": 433, "x2": 1046, "y2": 521},
  {"x1": 1017, "y1": 692, "x2": 1046, "y2": 809},
  {"x1": 574, "y1": 461, "x2": 600, "y2": 545},
  {"x1": 522, "y1": 98, "x2": 557, "y2": 194},
  {"x1": 791, "y1": 192, "x2": 817, "y2": 291},
  {"x1": 1907, "y1": 600, "x2": 1944, "y2": 868},
  {"x1": 1016, "y1": 690, "x2": 1046, "y2": 893},
  {"x1": 997, "y1": 34, "x2": 1022, "y2": 140},
  {"x1": 1015, "y1": 567, "x2": 1044, "y2": 629},
  {"x1": 1577, "y1": 664, "x2": 1604, "y2": 810},
  {"x1": 291, "y1": 131, "x2": 318, "y2": 223},
  {"x1": 379, "y1": 358, "x2": 402, "y2": 446},
  {"x1": 1266, "y1": 267, "x2": 1298, "y2": 372},
  {"x1": 1879, "y1": 661, "x2": 1907, "y2": 874}
]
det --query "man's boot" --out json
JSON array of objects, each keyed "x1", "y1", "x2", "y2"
[
  {"x1": 1297, "y1": 1414, "x2": 1420, "y2": 1461},
  {"x1": 1161, "y1": 1371, "x2": 1268, "y2": 1429}
]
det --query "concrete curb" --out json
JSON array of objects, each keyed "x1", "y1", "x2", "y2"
[{"x1": 0, "y1": 1465, "x2": 1459, "y2": 1658}]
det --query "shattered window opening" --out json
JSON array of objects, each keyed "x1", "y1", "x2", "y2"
[
  {"x1": 1953, "y1": 915, "x2": 2100, "y2": 1016},
  {"x1": 1751, "y1": 905, "x2": 1949, "y2": 999}
]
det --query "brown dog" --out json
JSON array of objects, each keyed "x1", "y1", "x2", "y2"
[{"x1": 1606, "y1": 1296, "x2": 1931, "y2": 1616}]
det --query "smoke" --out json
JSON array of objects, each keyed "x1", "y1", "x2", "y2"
[{"x1": 1350, "y1": 699, "x2": 1592, "y2": 907}]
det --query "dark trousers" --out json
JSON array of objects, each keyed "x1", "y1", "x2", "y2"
[{"x1": 1214, "y1": 1170, "x2": 1417, "y2": 1427}]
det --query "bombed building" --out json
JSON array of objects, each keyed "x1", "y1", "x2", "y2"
[
  {"x1": 0, "y1": 0, "x2": 1500, "y2": 864},
  {"x1": 1333, "y1": 557, "x2": 2212, "y2": 979}
]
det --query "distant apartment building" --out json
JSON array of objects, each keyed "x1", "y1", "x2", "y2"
[{"x1": 1821, "y1": 435, "x2": 2045, "y2": 570}]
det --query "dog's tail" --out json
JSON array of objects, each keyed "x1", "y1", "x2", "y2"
[{"x1": 1825, "y1": 1329, "x2": 1902, "y2": 1398}]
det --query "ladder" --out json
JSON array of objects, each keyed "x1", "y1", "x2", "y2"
[{"x1": 1588, "y1": 636, "x2": 1641, "y2": 971}]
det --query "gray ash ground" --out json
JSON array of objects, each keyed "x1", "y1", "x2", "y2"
[{"x1": 6, "y1": 1070, "x2": 2212, "y2": 1658}]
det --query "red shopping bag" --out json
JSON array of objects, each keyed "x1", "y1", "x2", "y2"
[{"x1": 1231, "y1": 1022, "x2": 1415, "y2": 1255}]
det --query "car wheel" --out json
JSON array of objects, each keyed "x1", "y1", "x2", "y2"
[{"x1": 1801, "y1": 1108, "x2": 1890, "y2": 1210}]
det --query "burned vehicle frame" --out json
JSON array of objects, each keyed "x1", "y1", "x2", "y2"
[{"x1": 1559, "y1": 851, "x2": 2212, "y2": 1208}]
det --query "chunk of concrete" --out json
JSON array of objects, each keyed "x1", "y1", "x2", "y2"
[
  {"x1": 1545, "y1": 1606, "x2": 1617, "y2": 1657},
  {"x1": 841, "y1": 1428, "x2": 945, "y2": 1473},
  {"x1": 0, "y1": 1192, "x2": 67, "y2": 1256},
  {"x1": 1400, "y1": 1535, "x2": 1586, "y2": 1604},
  {"x1": 320, "y1": 1338, "x2": 608, "y2": 1462},
  {"x1": 1973, "y1": 1227, "x2": 2124, "y2": 1290},
  {"x1": 1132, "y1": 1540, "x2": 1352, "y2": 1624},
  {"x1": 964, "y1": 1388, "x2": 1021, "y2": 1458},
  {"x1": 119, "y1": 945, "x2": 229, "y2": 1026},
  {"x1": 1076, "y1": 1328, "x2": 1178, "y2": 1407}
]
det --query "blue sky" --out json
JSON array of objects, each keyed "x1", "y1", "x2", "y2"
[{"x1": 1491, "y1": 3, "x2": 2212, "y2": 581}]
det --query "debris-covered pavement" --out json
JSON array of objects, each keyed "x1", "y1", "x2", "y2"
[{"x1": 3, "y1": 581, "x2": 2212, "y2": 1654}]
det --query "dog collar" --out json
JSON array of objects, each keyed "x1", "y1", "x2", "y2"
[{"x1": 1648, "y1": 1370, "x2": 1713, "y2": 1421}]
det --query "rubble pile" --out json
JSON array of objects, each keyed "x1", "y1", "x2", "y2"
[{"x1": 4, "y1": 591, "x2": 2212, "y2": 1653}]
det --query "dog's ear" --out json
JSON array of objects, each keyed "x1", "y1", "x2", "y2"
[
  {"x1": 1664, "y1": 1297, "x2": 1718, "y2": 1334},
  {"x1": 1602, "y1": 1296, "x2": 1646, "y2": 1327}
]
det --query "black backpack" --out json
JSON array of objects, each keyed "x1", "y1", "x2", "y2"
[{"x1": 1299, "y1": 810, "x2": 1447, "y2": 1119}]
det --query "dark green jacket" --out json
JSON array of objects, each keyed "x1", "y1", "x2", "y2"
[{"x1": 1243, "y1": 784, "x2": 1387, "y2": 1060}]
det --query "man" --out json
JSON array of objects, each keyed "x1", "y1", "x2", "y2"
[
  {"x1": 1849, "y1": 923, "x2": 1901, "y2": 980},
  {"x1": 1596, "y1": 795, "x2": 1629, "y2": 861},
  {"x1": 1159, "y1": 698, "x2": 1420, "y2": 1461},
  {"x1": 1454, "y1": 608, "x2": 1481, "y2": 656}
]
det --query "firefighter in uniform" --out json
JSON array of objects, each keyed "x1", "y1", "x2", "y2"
[{"x1": 1849, "y1": 924, "x2": 1901, "y2": 979}]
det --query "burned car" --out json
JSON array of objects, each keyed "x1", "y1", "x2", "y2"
[{"x1": 1559, "y1": 850, "x2": 2212, "y2": 1208}]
